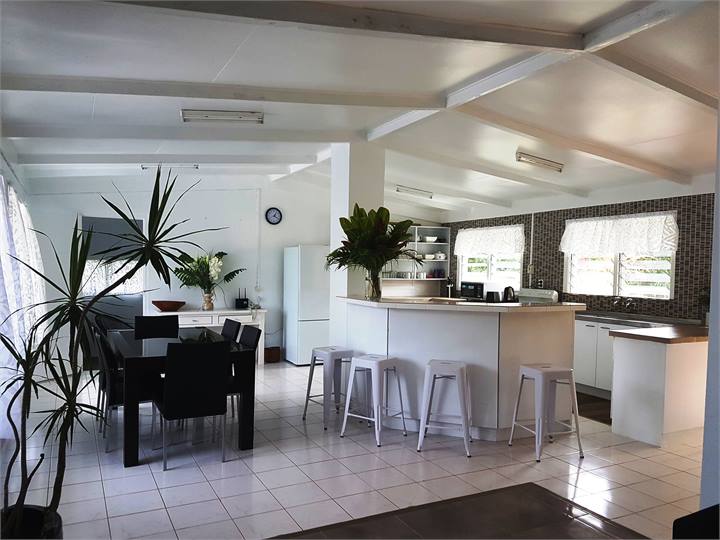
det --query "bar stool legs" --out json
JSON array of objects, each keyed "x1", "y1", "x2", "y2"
[
  {"x1": 508, "y1": 364, "x2": 584, "y2": 462},
  {"x1": 302, "y1": 347, "x2": 353, "y2": 429}
]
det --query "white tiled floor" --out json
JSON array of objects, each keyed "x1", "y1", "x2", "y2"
[{"x1": 2, "y1": 362, "x2": 704, "y2": 539}]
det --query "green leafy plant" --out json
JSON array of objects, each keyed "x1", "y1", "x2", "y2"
[
  {"x1": 173, "y1": 251, "x2": 244, "y2": 295},
  {"x1": 1, "y1": 167, "x2": 216, "y2": 538},
  {"x1": 326, "y1": 204, "x2": 421, "y2": 299}
]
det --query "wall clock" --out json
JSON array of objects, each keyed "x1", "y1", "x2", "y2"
[{"x1": 265, "y1": 207, "x2": 283, "y2": 225}]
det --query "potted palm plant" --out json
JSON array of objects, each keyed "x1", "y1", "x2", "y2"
[
  {"x1": 1, "y1": 168, "x2": 213, "y2": 538},
  {"x1": 172, "y1": 251, "x2": 245, "y2": 310},
  {"x1": 326, "y1": 204, "x2": 420, "y2": 300}
]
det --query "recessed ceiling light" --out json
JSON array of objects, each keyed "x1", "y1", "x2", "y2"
[
  {"x1": 516, "y1": 151, "x2": 563, "y2": 173},
  {"x1": 396, "y1": 185, "x2": 433, "y2": 199},
  {"x1": 181, "y1": 109, "x2": 264, "y2": 124}
]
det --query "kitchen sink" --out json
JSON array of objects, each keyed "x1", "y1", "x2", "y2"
[{"x1": 576, "y1": 312, "x2": 669, "y2": 328}]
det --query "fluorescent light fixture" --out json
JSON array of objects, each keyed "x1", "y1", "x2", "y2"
[
  {"x1": 516, "y1": 151, "x2": 564, "y2": 173},
  {"x1": 140, "y1": 164, "x2": 199, "y2": 170},
  {"x1": 396, "y1": 185, "x2": 433, "y2": 199},
  {"x1": 181, "y1": 109, "x2": 264, "y2": 124}
]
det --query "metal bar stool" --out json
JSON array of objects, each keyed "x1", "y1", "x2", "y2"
[
  {"x1": 508, "y1": 363, "x2": 584, "y2": 462},
  {"x1": 302, "y1": 346, "x2": 353, "y2": 429},
  {"x1": 340, "y1": 354, "x2": 407, "y2": 447},
  {"x1": 417, "y1": 360, "x2": 473, "y2": 457}
]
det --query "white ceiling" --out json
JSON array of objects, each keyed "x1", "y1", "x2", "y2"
[{"x1": 1, "y1": 0, "x2": 717, "y2": 223}]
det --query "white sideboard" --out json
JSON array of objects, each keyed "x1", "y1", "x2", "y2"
[{"x1": 145, "y1": 308, "x2": 267, "y2": 365}]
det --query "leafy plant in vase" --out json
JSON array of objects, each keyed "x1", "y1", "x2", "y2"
[
  {"x1": 173, "y1": 252, "x2": 244, "y2": 310},
  {"x1": 1, "y1": 168, "x2": 213, "y2": 538},
  {"x1": 326, "y1": 204, "x2": 420, "y2": 300}
]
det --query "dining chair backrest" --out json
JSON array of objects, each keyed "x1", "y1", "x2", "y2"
[
  {"x1": 134, "y1": 315, "x2": 179, "y2": 339},
  {"x1": 221, "y1": 319, "x2": 242, "y2": 342},
  {"x1": 92, "y1": 328, "x2": 124, "y2": 406},
  {"x1": 238, "y1": 325, "x2": 262, "y2": 351},
  {"x1": 95, "y1": 313, "x2": 132, "y2": 336},
  {"x1": 163, "y1": 341, "x2": 231, "y2": 420}
]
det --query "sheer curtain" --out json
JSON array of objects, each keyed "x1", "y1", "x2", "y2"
[
  {"x1": 0, "y1": 175, "x2": 45, "y2": 439},
  {"x1": 454, "y1": 224, "x2": 525, "y2": 256}
]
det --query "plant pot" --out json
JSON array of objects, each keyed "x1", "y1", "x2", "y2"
[
  {"x1": 365, "y1": 271, "x2": 382, "y2": 300},
  {"x1": 201, "y1": 293, "x2": 214, "y2": 311},
  {"x1": 1, "y1": 505, "x2": 63, "y2": 539}
]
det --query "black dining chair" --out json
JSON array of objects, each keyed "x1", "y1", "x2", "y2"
[
  {"x1": 151, "y1": 341, "x2": 231, "y2": 470},
  {"x1": 134, "y1": 315, "x2": 178, "y2": 339},
  {"x1": 221, "y1": 319, "x2": 242, "y2": 342},
  {"x1": 228, "y1": 325, "x2": 262, "y2": 417}
]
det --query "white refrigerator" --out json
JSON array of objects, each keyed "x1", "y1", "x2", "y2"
[{"x1": 283, "y1": 245, "x2": 330, "y2": 365}]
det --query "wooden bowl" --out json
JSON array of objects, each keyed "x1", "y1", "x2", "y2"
[{"x1": 152, "y1": 300, "x2": 186, "y2": 312}]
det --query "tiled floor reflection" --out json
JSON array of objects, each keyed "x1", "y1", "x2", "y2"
[{"x1": 2, "y1": 362, "x2": 703, "y2": 539}]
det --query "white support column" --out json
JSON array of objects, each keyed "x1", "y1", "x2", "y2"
[
  {"x1": 329, "y1": 142, "x2": 385, "y2": 346},
  {"x1": 700, "y1": 118, "x2": 719, "y2": 509}
]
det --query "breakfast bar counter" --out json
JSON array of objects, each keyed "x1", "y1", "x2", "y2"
[{"x1": 342, "y1": 296, "x2": 585, "y2": 441}]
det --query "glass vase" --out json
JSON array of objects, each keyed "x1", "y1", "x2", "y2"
[
  {"x1": 365, "y1": 271, "x2": 382, "y2": 300},
  {"x1": 201, "y1": 292, "x2": 214, "y2": 311}
]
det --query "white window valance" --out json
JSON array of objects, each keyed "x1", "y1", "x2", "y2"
[
  {"x1": 454, "y1": 224, "x2": 525, "y2": 257},
  {"x1": 560, "y1": 212, "x2": 679, "y2": 256}
]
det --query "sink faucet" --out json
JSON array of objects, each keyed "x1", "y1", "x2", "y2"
[
  {"x1": 611, "y1": 296, "x2": 623, "y2": 309},
  {"x1": 624, "y1": 297, "x2": 637, "y2": 311}
]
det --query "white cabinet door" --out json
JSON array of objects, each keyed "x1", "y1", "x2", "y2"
[
  {"x1": 595, "y1": 325, "x2": 615, "y2": 391},
  {"x1": 574, "y1": 321, "x2": 598, "y2": 387}
]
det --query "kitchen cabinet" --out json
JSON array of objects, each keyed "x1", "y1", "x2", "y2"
[{"x1": 573, "y1": 320, "x2": 628, "y2": 391}]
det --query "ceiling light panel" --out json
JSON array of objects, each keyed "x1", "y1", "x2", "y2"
[
  {"x1": 181, "y1": 109, "x2": 264, "y2": 124},
  {"x1": 515, "y1": 151, "x2": 564, "y2": 173}
]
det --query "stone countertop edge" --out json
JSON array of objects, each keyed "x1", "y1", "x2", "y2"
[
  {"x1": 609, "y1": 325, "x2": 709, "y2": 345},
  {"x1": 341, "y1": 296, "x2": 586, "y2": 313}
]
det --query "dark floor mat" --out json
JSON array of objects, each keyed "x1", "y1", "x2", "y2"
[
  {"x1": 277, "y1": 483, "x2": 645, "y2": 539},
  {"x1": 577, "y1": 392, "x2": 612, "y2": 425}
]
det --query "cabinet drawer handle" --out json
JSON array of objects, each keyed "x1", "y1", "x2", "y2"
[
  {"x1": 600, "y1": 326, "x2": 610, "y2": 330},
  {"x1": 585, "y1": 324, "x2": 595, "y2": 327}
]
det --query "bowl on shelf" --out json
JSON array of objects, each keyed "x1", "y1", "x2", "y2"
[
  {"x1": 152, "y1": 300, "x2": 186, "y2": 312},
  {"x1": 435, "y1": 252, "x2": 447, "y2": 260},
  {"x1": 424, "y1": 254, "x2": 436, "y2": 260},
  {"x1": 423, "y1": 236, "x2": 438, "y2": 243}
]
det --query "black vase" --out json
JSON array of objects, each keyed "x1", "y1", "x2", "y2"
[{"x1": 1, "y1": 505, "x2": 63, "y2": 539}]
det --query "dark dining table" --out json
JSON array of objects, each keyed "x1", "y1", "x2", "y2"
[{"x1": 108, "y1": 327, "x2": 256, "y2": 467}]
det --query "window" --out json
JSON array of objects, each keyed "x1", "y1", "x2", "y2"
[
  {"x1": 561, "y1": 212, "x2": 678, "y2": 300},
  {"x1": 454, "y1": 225, "x2": 524, "y2": 289}
]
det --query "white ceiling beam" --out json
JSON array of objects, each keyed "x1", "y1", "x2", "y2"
[
  {"x1": 367, "y1": 110, "x2": 440, "y2": 142},
  {"x1": 0, "y1": 74, "x2": 443, "y2": 109},
  {"x1": 3, "y1": 123, "x2": 360, "y2": 143},
  {"x1": 384, "y1": 191, "x2": 461, "y2": 212},
  {"x1": 460, "y1": 105, "x2": 692, "y2": 184},
  {"x1": 16, "y1": 153, "x2": 316, "y2": 165},
  {"x1": 119, "y1": 1, "x2": 584, "y2": 50},
  {"x1": 383, "y1": 144, "x2": 589, "y2": 197},
  {"x1": 588, "y1": 50, "x2": 718, "y2": 111},
  {"x1": 583, "y1": 0, "x2": 705, "y2": 52},
  {"x1": 269, "y1": 146, "x2": 331, "y2": 182}
]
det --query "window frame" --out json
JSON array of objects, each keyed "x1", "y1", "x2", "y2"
[
  {"x1": 457, "y1": 252, "x2": 524, "y2": 290},
  {"x1": 563, "y1": 252, "x2": 675, "y2": 300}
]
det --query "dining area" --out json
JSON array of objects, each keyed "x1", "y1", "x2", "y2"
[{"x1": 93, "y1": 314, "x2": 263, "y2": 470}]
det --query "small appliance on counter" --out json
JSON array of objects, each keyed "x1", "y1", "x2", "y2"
[
  {"x1": 516, "y1": 288, "x2": 559, "y2": 304},
  {"x1": 460, "y1": 281, "x2": 484, "y2": 299},
  {"x1": 485, "y1": 291, "x2": 501, "y2": 303},
  {"x1": 502, "y1": 286, "x2": 517, "y2": 302},
  {"x1": 235, "y1": 288, "x2": 250, "y2": 309}
]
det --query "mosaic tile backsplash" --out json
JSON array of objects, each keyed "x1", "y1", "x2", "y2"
[{"x1": 444, "y1": 193, "x2": 714, "y2": 321}]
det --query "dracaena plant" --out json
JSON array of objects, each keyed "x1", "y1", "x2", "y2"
[
  {"x1": 1, "y1": 167, "x2": 217, "y2": 537},
  {"x1": 326, "y1": 204, "x2": 421, "y2": 300}
]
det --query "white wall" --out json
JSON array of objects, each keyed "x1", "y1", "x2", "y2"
[{"x1": 27, "y1": 173, "x2": 330, "y2": 348}]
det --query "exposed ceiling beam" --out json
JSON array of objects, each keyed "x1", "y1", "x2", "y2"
[
  {"x1": 3, "y1": 123, "x2": 360, "y2": 143},
  {"x1": 582, "y1": 0, "x2": 705, "y2": 52},
  {"x1": 365, "y1": 1, "x2": 702, "y2": 141},
  {"x1": 383, "y1": 143, "x2": 589, "y2": 197},
  {"x1": 16, "y1": 153, "x2": 316, "y2": 165},
  {"x1": 270, "y1": 146, "x2": 331, "y2": 181},
  {"x1": 0, "y1": 74, "x2": 443, "y2": 109},
  {"x1": 119, "y1": 1, "x2": 583, "y2": 50},
  {"x1": 589, "y1": 50, "x2": 718, "y2": 111},
  {"x1": 384, "y1": 191, "x2": 461, "y2": 212},
  {"x1": 460, "y1": 105, "x2": 692, "y2": 184}
]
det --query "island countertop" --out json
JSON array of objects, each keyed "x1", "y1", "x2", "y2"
[
  {"x1": 610, "y1": 325, "x2": 708, "y2": 344},
  {"x1": 342, "y1": 296, "x2": 586, "y2": 313}
]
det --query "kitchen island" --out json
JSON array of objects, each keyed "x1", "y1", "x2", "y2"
[
  {"x1": 610, "y1": 325, "x2": 709, "y2": 446},
  {"x1": 342, "y1": 296, "x2": 585, "y2": 441}
]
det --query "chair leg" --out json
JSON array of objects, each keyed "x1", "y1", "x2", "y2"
[
  {"x1": 221, "y1": 414, "x2": 227, "y2": 463},
  {"x1": 508, "y1": 375, "x2": 525, "y2": 446},
  {"x1": 371, "y1": 365, "x2": 383, "y2": 447},
  {"x1": 162, "y1": 417, "x2": 168, "y2": 471},
  {"x1": 534, "y1": 378, "x2": 546, "y2": 462},
  {"x1": 333, "y1": 359, "x2": 343, "y2": 413},
  {"x1": 364, "y1": 370, "x2": 372, "y2": 427},
  {"x1": 569, "y1": 376, "x2": 584, "y2": 458},
  {"x1": 395, "y1": 368, "x2": 407, "y2": 436},
  {"x1": 230, "y1": 395, "x2": 235, "y2": 418},
  {"x1": 457, "y1": 369, "x2": 472, "y2": 458},
  {"x1": 417, "y1": 369, "x2": 433, "y2": 452},
  {"x1": 340, "y1": 365, "x2": 356, "y2": 438},
  {"x1": 425, "y1": 376, "x2": 437, "y2": 436},
  {"x1": 151, "y1": 404, "x2": 156, "y2": 448},
  {"x1": 105, "y1": 406, "x2": 112, "y2": 453},
  {"x1": 465, "y1": 370, "x2": 473, "y2": 442},
  {"x1": 303, "y1": 356, "x2": 316, "y2": 421}
]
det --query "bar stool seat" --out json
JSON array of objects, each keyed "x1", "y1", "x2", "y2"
[
  {"x1": 340, "y1": 354, "x2": 407, "y2": 447},
  {"x1": 508, "y1": 363, "x2": 584, "y2": 462},
  {"x1": 302, "y1": 346, "x2": 353, "y2": 429},
  {"x1": 417, "y1": 360, "x2": 472, "y2": 457}
]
